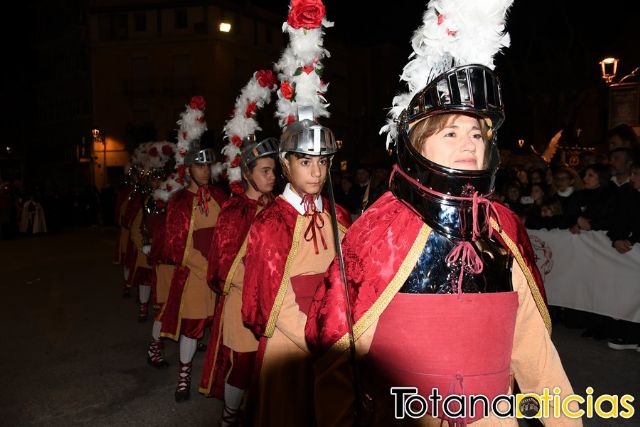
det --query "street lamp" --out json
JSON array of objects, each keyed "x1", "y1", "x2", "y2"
[
  {"x1": 599, "y1": 57, "x2": 618, "y2": 84},
  {"x1": 599, "y1": 58, "x2": 640, "y2": 128},
  {"x1": 92, "y1": 127, "x2": 107, "y2": 187}
]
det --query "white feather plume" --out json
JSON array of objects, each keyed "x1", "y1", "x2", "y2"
[
  {"x1": 222, "y1": 70, "x2": 277, "y2": 192},
  {"x1": 274, "y1": 6, "x2": 333, "y2": 128},
  {"x1": 381, "y1": 0, "x2": 513, "y2": 147}
]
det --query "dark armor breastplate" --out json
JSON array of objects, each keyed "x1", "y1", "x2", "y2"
[{"x1": 401, "y1": 229, "x2": 513, "y2": 294}]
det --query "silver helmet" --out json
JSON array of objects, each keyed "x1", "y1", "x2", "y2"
[
  {"x1": 184, "y1": 140, "x2": 215, "y2": 166},
  {"x1": 241, "y1": 136, "x2": 279, "y2": 170},
  {"x1": 279, "y1": 106, "x2": 337, "y2": 158}
]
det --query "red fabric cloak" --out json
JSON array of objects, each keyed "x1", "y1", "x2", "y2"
[
  {"x1": 159, "y1": 185, "x2": 228, "y2": 340},
  {"x1": 207, "y1": 194, "x2": 262, "y2": 290},
  {"x1": 242, "y1": 196, "x2": 351, "y2": 339},
  {"x1": 305, "y1": 191, "x2": 550, "y2": 356},
  {"x1": 162, "y1": 185, "x2": 228, "y2": 265}
]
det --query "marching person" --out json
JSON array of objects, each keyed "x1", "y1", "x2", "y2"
[
  {"x1": 306, "y1": 1, "x2": 581, "y2": 425},
  {"x1": 157, "y1": 96, "x2": 228, "y2": 402},
  {"x1": 197, "y1": 68, "x2": 278, "y2": 427},
  {"x1": 241, "y1": 2, "x2": 351, "y2": 424}
]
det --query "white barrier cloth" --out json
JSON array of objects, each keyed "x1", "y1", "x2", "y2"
[{"x1": 527, "y1": 229, "x2": 640, "y2": 323}]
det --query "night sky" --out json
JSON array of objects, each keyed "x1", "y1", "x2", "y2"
[
  {"x1": 1, "y1": 1, "x2": 637, "y2": 158},
  {"x1": 253, "y1": 0, "x2": 638, "y2": 148}
]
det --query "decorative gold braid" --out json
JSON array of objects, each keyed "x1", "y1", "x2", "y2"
[
  {"x1": 161, "y1": 198, "x2": 198, "y2": 341},
  {"x1": 338, "y1": 222, "x2": 347, "y2": 236},
  {"x1": 320, "y1": 224, "x2": 431, "y2": 367},
  {"x1": 223, "y1": 237, "x2": 249, "y2": 295},
  {"x1": 264, "y1": 215, "x2": 305, "y2": 338},
  {"x1": 490, "y1": 218, "x2": 552, "y2": 334},
  {"x1": 222, "y1": 205, "x2": 262, "y2": 295},
  {"x1": 181, "y1": 198, "x2": 198, "y2": 267}
]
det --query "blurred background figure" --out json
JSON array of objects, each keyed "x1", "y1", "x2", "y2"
[{"x1": 19, "y1": 193, "x2": 47, "y2": 234}]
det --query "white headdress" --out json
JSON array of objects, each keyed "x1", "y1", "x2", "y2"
[
  {"x1": 380, "y1": 0, "x2": 513, "y2": 147},
  {"x1": 153, "y1": 96, "x2": 207, "y2": 202},
  {"x1": 274, "y1": 0, "x2": 333, "y2": 128},
  {"x1": 220, "y1": 70, "x2": 278, "y2": 194}
]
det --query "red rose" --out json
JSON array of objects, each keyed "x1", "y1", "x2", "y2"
[
  {"x1": 280, "y1": 81, "x2": 294, "y2": 100},
  {"x1": 255, "y1": 70, "x2": 276, "y2": 89},
  {"x1": 231, "y1": 156, "x2": 241, "y2": 168},
  {"x1": 177, "y1": 164, "x2": 185, "y2": 177},
  {"x1": 148, "y1": 146, "x2": 159, "y2": 157},
  {"x1": 230, "y1": 181, "x2": 244, "y2": 195},
  {"x1": 231, "y1": 135, "x2": 242, "y2": 147},
  {"x1": 176, "y1": 177, "x2": 185, "y2": 185},
  {"x1": 189, "y1": 95, "x2": 206, "y2": 110},
  {"x1": 287, "y1": 115, "x2": 296, "y2": 125},
  {"x1": 287, "y1": 0, "x2": 325, "y2": 29},
  {"x1": 165, "y1": 184, "x2": 173, "y2": 192},
  {"x1": 162, "y1": 144, "x2": 174, "y2": 156},
  {"x1": 302, "y1": 65, "x2": 315, "y2": 74},
  {"x1": 245, "y1": 101, "x2": 257, "y2": 117}
]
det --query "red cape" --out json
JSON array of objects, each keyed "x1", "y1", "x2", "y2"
[
  {"x1": 207, "y1": 194, "x2": 264, "y2": 290},
  {"x1": 163, "y1": 185, "x2": 228, "y2": 265},
  {"x1": 242, "y1": 196, "x2": 351, "y2": 338},
  {"x1": 146, "y1": 209, "x2": 167, "y2": 265},
  {"x1": 305, "y1": 191, "x2": 550, "y2": 356}
]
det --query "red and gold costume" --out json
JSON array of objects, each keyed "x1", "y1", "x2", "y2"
[
  {"x1": 306, "y1": 192, "x2": 579, "y2": 426},
  {"x1": 127, "y1": 196, "x2": 154, "y2": 294},
  {"x1": 241, "y1": 190, "x2": 350, "y2": 426},
  {"x1": 121, "y1": 190, "x2": 143, "y2": 292},
  {"x1": 113, "y1": 184, "x2": 133, "y2": 265},
  {"x1": 199, "y1": 193, "x2": 270, "y2": 398},
  {"x1": 158, "y1": 185, "x2": 228, "y2": 340},
  {"x1": 145, "y1": 200, "x2": 172, "y2": 316}
]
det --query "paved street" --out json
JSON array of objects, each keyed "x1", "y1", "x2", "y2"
[{"x1": 0, "y1": 227, "x2": 638, "y2": 426}]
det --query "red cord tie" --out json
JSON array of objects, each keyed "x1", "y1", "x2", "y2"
[
  {"x1": 196, "y1": 186, "x2": 211, "y2": 215},
  {"x1": 301, "y1": 194, "x2": 327, "y2": 255},
  {"x1": 390, "y1": 164, "x2": 505, "y2": 294}
]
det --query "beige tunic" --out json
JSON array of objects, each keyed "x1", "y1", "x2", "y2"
[
  {"x1": 257, "y1": 211, "x2": 342, "y2": 426},
  {"x1": 223, "y1": 260, "x2": 260, "y2": 352},
  {"x1": 314, "y1": 262, "x2": 582, "y2": 427},
  {"x1": 180, "y1": 198, "x2": 219, "y2": 320}
]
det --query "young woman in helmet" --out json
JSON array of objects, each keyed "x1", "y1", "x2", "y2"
[{"x1": 305, "y1": 2, "x2": 580, "y2": 424}]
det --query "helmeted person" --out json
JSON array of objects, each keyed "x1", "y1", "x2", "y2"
[
  {"x1": 157, "y1": 96, "x2": 228, "y2": 402},
  {"x1": 119, "y1": 158, "x2": 147, "y2": 298},
  {"x1": 128, "y1": 142, "x2": 176, "y2": 322},
  {"x1": 197, "y1": 68, "x2": 279, "y2": 427},
  {"x1": 145, "y1": 102, "x2": 206, "y2": 370},
  {"x1": 240, "y1": 1, "x2": 351, "y2": 424},
  {"x1": 199, "y1": 137, "x2": 280, "y2": 425},
  {"x1": 306, "y1": 1, "x2": 581, "y2": 425}
]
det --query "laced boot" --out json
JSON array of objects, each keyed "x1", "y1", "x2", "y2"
[
  {"x1": 174, "y1": 362, "x2": 192, "y2": 402},
  {"x1": 146, "y1": 339, "x2": 169, "y2": 368},
  {"x1": 138, "y1": 301, "x2": 149, "y2": 322},
  {"x1": 219, "y1": 405, "x2": 241, "y2": 427}
]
